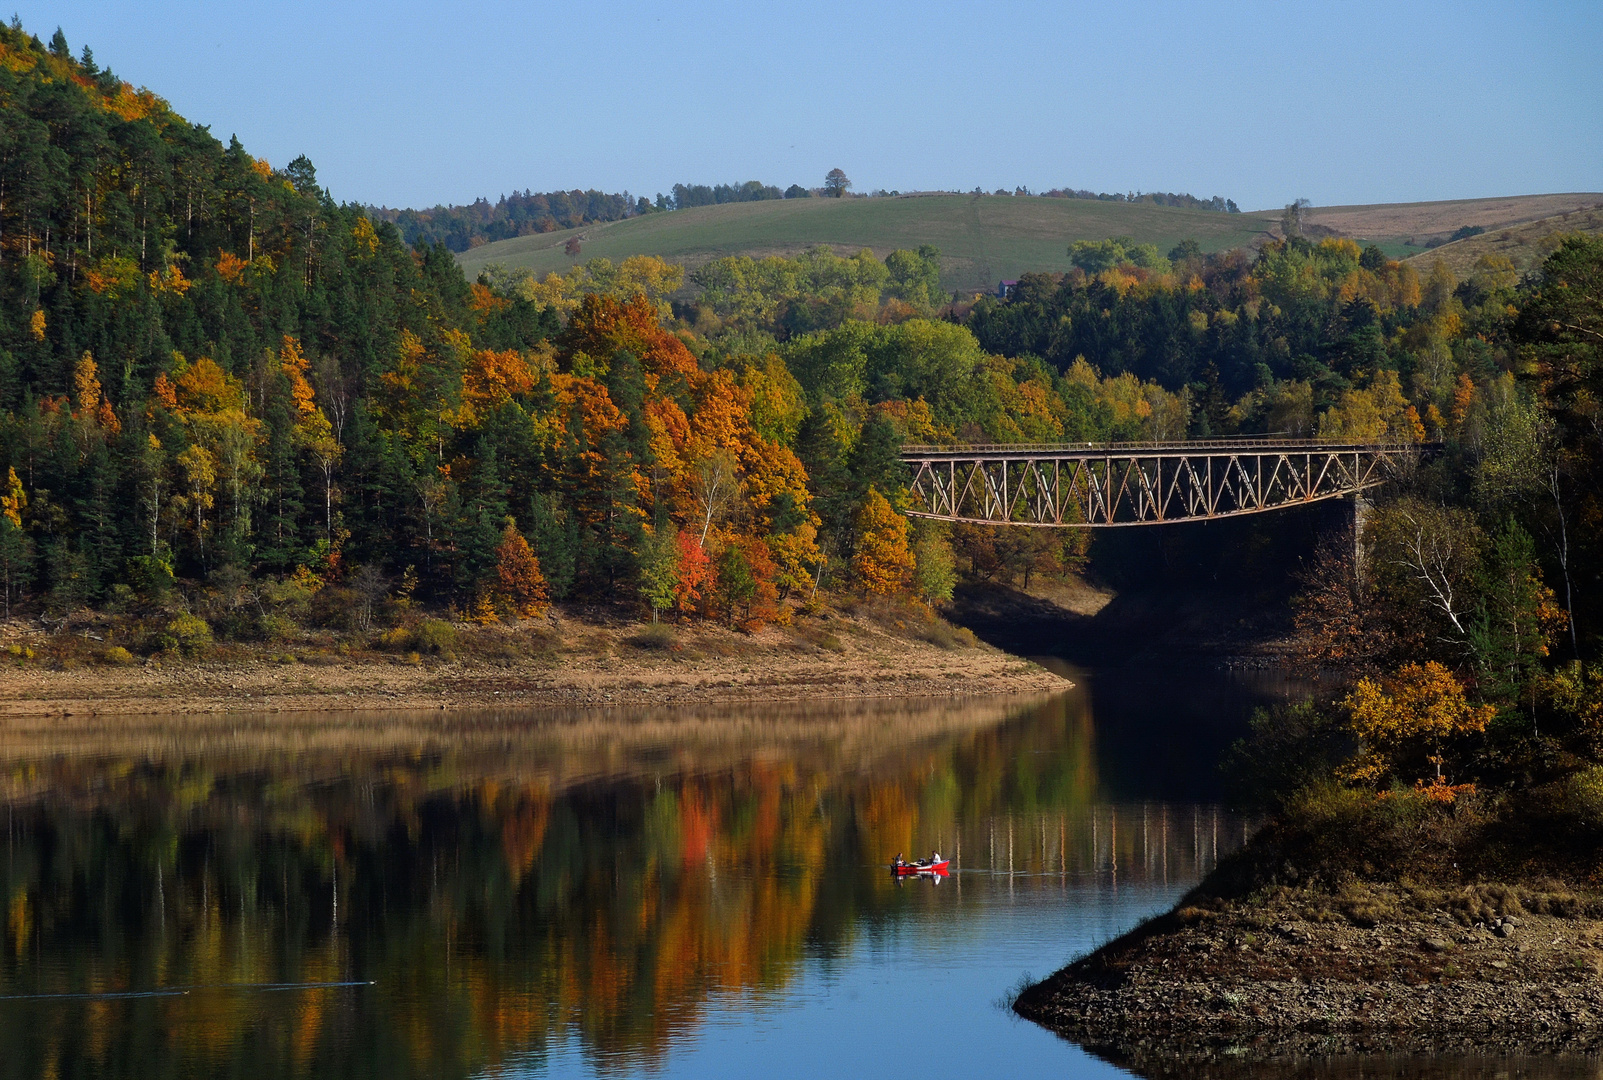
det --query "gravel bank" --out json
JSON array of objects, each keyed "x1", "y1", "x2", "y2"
[{"x1": 1016, "y1": 880, "x2": 1603, "y2": 1059}]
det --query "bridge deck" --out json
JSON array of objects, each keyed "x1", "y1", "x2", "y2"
[{"x1": 901, "y1": 439, "x2": 1427, "y2": 527}]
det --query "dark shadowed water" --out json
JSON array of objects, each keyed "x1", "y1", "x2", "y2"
[{"x1": 0, "y1": 666, "x2": 1592, "y2": 1079}]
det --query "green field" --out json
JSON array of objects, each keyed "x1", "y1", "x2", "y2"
[{"x1": 456, "y1": 194, "x2": 1278, "y2": 294}]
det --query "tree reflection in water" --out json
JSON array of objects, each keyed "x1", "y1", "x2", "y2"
[{"x1": 0, "y1": 693, "x2": 1243, "y2": 1079}]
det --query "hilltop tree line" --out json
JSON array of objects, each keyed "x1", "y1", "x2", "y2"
[
  {"x1": 371, "y1": 178, "x2": 821, "y2": 254},
  {"x1": 1036, "y1": 188, "x2": 1239, "y2": 212},
  {"x1": 370, "y1": 171, "x2": 1244, "y2": 255}
]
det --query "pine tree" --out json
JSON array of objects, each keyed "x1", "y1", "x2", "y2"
[
  {"x1": 456, "y1": 442, "x2": 508, "y2": 599},
  {"x1": 527, "y1": 491, "x2": 578, "y2": 601}
]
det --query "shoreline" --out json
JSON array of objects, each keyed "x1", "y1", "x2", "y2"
[
  {"x1": 0, "y1": 608, "x2": 1070, "y2": 717},
  {"x1": 1015, "y1": 860, "x2": 1603, "y2": 1060}
]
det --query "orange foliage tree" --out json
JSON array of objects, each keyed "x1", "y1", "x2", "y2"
[
  {"x1": 489, "y1": 520, "x2": 549, "y2": 618},
  {"x1": 674, "y1": 531, "x2": 713, "y2": 615}
]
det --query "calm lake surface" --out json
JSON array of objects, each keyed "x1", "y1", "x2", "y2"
[{"x1": 0, "y1": 665, "x2": 1592, "y2": 1079}]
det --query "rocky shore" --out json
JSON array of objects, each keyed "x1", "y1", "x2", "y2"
[{"x1": 1015, "y1": 878, "x2": 1603, "y2": 1061}]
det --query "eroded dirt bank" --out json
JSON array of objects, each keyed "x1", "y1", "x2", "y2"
[{"x1": 0, "y1": 608, "x2": 1067, "y2": 717}]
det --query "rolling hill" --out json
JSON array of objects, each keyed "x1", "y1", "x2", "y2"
[
  {"x1": 1403, "y1": 202, "x2": 1603, "y2": 277},
  {"x1": 456, "y1": 194, "x2": 1277, "y2": 294},
  {"x1": 455, "y1": 191, "x2": 1603, "y2": 294},
  {"x1": 1305, "y1": 193, "x2": 1603, "y2": 259}
]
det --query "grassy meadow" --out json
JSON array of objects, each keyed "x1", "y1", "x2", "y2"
[
  {"x1": 456, "y1": 193, "x2": 1278, "y2": 293},
  {"x1": 456, "y1": 190, "x2": 1603, "y2": 294}
]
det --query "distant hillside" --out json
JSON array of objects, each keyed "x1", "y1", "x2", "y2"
[
  {"x1": 1301, "y1": 193, "x2": 1603, "y2": 258},
  {"x1": 1403, "y1": 203, "x2": 1603, "y2": 277},
  {"x1": 456, "y1": 195, "x2": 1279, "y2": 294}
]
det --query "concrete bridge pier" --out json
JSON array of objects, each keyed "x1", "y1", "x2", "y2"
[{"x1": 1350, "y1": 492, "x2": 1373, "y2": 578}]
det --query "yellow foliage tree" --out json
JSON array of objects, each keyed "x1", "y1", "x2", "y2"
[
  {"x1": 73, "y1": 352, "x2": 101, "y2": 415},
  {"x1": 1, "y1": 467, "x2": 24, "y2": 527},
  {"x1": 174, "y1": 443, "x2": 217, "y2": 559},
  {"x1": 1340, "y1": 661, "x2": 1496, "y2": 783},
  {"x1": 1318, "y1": 369, "x2": 1424, "y2": 443},
  {"x1": 852, "y1": 488, "x2": 914, "y2": 595},
  {"x1": 279, "y1": 336, "x2": 342, "y2": 538}
]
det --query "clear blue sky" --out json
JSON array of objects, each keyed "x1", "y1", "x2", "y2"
[{"x1": 12, "y1": 1, "x2": 1602, "y2": 212}]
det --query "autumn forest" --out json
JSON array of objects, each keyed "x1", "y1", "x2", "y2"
[{"x1": 3, "y1": 17, "x2": 1603, "y2": 785}]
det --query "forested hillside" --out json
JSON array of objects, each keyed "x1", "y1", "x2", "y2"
[
  {"x1": 4, "y1": 16, "x2": 1603, "y2": 710},
  {"x1": 0, "y1": 24, "x2": 1168, "y2": 632}
]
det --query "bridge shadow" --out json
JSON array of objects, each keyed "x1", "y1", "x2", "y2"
[
  {"x1": 946, "y1": 498, "x2": 1347, "y2": 669},
  {"x1": 945, "y1": 504, "x2": 1339, "y2": 803}
]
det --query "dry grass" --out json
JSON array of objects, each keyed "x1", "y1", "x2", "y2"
[
  {"x1": 1406, "y1": 205, "x2": 1603, "y2": 276},
  {"x1": 0, "y1": 599, "x2": 1068, "y2": 719},
  {"x1": 1305, "y1": 193, "x2": 1603, "y2": 245}
]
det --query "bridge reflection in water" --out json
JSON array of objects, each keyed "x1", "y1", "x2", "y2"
[
  {"x1": 903, "y1": 439, "x2": 1428, "y2": 526},
  {"x1": 966, "y1": 803, "x2": 1249, "y2": 896}
]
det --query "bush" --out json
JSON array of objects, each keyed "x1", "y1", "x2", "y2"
[
  {"x1": 126, "y1": 556, "x2": 175, "y2": 607},
  {"x1": 309, "y1": 585, "x2": 357, "y2": 631},
  {"x1": 257, "y1": 613, "x2": 295, "y2": 644},
  {"x1": 1560, "y1": 766, "x2": 1603, "y2": 826},
  {"x1": 260, "y1": 577, "x2": 314, "y2": 625},
  {"x1": 1223, "y1": 701, "x2": 1350, "y2": 809},
  {"x1": 796, "y1": 625, "x2": 845, "y2": 652},
  {"x1": 157, "y1": 614, "x2": 213, "y2": 657},
  {"x1": 412, "y1": 619, "x2": 457, "y2": 654},
  {"x1": 913, "y1": 619, "x2": 976, "y2": 650},
  {"x1": 629, "y1": 622, "x2": 676, "y2": 650},
  {"x1": 102, "y1": 645, "x2": 134, "y2": 666},
  {"x1": 377, "y1": 626, "x2": 414, "y2": 651}
]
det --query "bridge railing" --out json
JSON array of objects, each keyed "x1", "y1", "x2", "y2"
[{"x1": 902, "y1": 438, "x2": 1429, "y2": 456}]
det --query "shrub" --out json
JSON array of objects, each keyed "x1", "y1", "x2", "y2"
[
  {"x1": 309, "y1": 585, "x2": 357, "y2": 631},
  {"x1": 914, "y1": 619, "x2": 977, "y2": 650},
  {"x1": 1561, "y1": 765, "x2": 1603, "y2": 826},
  {"x1": 126, "y1": 556, "x2": 175, "y2": 607},
  {"x1": 261, "y1": 577, "x2": 313, "y2": 621},
  {"x1": 257, "y1": 614, "x2": 295, "y2": 644},
  {"x1": 157, "y1": 614, "x2": 213, "y2": 657},
  {"x1": 102, "y1": 645, "x2": 134, "y2": 666},
  {"x1": 412, "y1": 619, "x2": 457, "y2": 654},
  {"x1": 629, "y1": 622, "x2": 676, "y2": 650},
  {"x1": 377, "y1": 626, "x2": 414, "y2": 651}
]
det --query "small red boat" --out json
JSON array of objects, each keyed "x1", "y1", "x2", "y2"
[{"x1": 891, "y1": 859, "x2": 950, "y2": 876}]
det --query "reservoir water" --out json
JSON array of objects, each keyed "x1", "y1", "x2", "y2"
[{"x1": 0, "y1": 665, "x2": 1586, "y2": 1078}]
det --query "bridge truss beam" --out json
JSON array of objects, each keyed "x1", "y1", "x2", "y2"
[{"x1": 903, "y1": 442, "x2": 1420, "y2": 527}]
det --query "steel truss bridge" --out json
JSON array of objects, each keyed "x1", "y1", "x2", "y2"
[{"x1": 903, "y1": 439, "x2": 1427, "y2": 527}]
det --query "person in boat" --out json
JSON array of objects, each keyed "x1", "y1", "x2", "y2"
[
  {"x1": 894, "y1": 852, "x2": 904, "y2": 868},
  {"x1": 930, "y1": 851, "x2": 941, "y2": 865}
]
